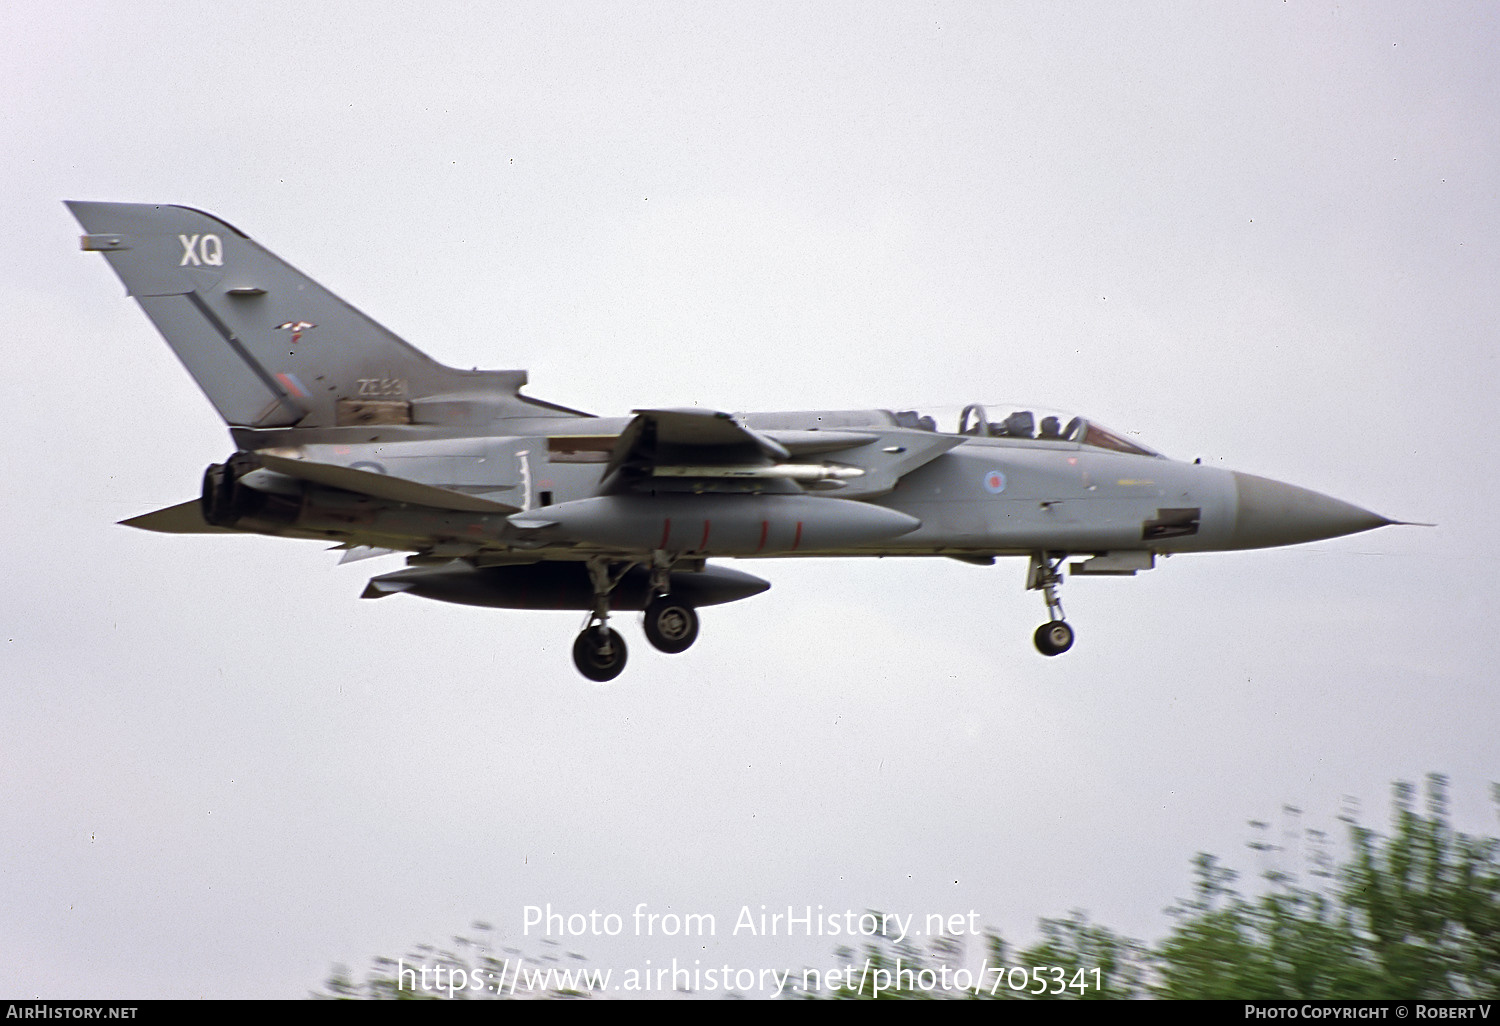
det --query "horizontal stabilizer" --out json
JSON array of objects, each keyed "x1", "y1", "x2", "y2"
[
  {"x1": 257, "y1": 454, "x2": 520, "y2": 513},
  {"x1": 120, "y1": 500, "x2": 235, "y2": 534}
]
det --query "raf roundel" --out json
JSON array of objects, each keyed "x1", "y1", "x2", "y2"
[{"x1": 983, "y1": 469, "x2": 1007, "y2": 494}]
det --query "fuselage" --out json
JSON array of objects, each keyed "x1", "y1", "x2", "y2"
[
  {"x1": 69, "y1": 200, "x2": 1400, "y2": 676},
  {"x1": 226, "y1": 405, "x2": 1388, "y2": 562}
]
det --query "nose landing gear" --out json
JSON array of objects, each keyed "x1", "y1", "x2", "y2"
[
  {"x1": 1033, "y1": 619, "x2": 1075, "y2": 657},
  {"x1": 1027, "y1": 552, "x2": 1075, "y2": 657}
]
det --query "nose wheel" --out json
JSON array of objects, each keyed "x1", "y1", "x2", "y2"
[
  {"x1": 1028, "y1": 552, "x2": 1076, "y2": 657},
  {"x1": 1033, "y1": 620, "x2": 1074, "y2": 656}
]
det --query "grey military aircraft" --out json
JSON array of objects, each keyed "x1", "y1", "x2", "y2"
[{"x1": 68, "y1": 201, "x2": 1404, "y2": 681}]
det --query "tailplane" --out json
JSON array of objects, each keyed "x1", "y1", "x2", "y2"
[{"x1": 66, "y1": 201, "x2": 576, "y2": 437}]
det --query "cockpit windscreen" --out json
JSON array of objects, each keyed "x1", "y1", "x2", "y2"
[{"x1": 890, "y1": 404, "x2": 1160, "y2": 457}]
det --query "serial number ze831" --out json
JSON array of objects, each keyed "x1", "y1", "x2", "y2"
[{"x1": 356, "y1": 377, "x2": 407, "y2": 397}]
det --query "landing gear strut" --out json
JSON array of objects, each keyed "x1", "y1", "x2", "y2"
[
  {"x1": 1027, "y1": 552, "x2": 1075, "y2": 657},
  {"x1": 568, "y1": 555, "x2": 703, "y2": 679},
  {"x1": 572, "y1": 558, "x2": 631, "y2": 682},
  {"x1": 643, "y1": 551, "x2": 699, "y2": 654}
]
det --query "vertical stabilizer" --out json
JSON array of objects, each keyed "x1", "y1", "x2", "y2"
[{"x1": 66, "y1": 201, "x2": 569, "y2": 433}]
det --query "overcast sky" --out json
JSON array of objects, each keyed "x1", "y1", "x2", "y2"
[{"x1": 3, "y1": 0, "x2": 1497, "y2": 999}]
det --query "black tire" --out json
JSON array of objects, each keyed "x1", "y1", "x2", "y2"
[
  {"x1": 573, "y1": 627, "x2": 627, "y2": 682},
  {"x1": 1034, "y1": 621, "x2": 1074, "y2": 657},
  {"x1": 643, "y1": 598, "x2": 699, "y2": 654}
]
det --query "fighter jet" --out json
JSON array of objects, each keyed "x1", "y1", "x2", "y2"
[{"x1": 67, "y1": 201, "x2": 1404, "y2": 681}]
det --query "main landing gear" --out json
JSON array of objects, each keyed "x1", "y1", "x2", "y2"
[
  {"x1": 1027, "y1": 552, "x2": 1075, "y2": 657},
  {"x1": 573, "y1": 624, "x2": 627, "y2": 683},
  {"x1": 571, "y1": 556, "x2": 701, "y2": 682},
  {"x1": 643, "y1": 596, "x2": 699, "y2": 654}
]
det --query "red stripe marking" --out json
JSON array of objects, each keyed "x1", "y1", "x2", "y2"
[
  {"x1": 658, "y1": 517, "x2": 672, "y2": 550},
  {"x1": 275, "y1": 372, "x2": 308, "y2": 399},
  {"x1": 755, "y1": 519, "x2": 769, "y2": 554},
  {"x1": 699, "y1": 520, "x2": 711, "y2": 551},
  {"x1": 792, "y1": 520, "x2": 803, "y2": 551}
]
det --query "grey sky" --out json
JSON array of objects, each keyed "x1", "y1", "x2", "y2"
[{"x1": 2, "y1": 1, "x2": 1496, "y2": 998}]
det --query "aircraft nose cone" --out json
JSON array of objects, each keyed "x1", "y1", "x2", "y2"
[{"x1": 1229, "y1": 471, "x2": 1392, "y2": 550}]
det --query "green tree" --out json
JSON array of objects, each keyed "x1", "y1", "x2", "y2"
[
  {"x1": 1154, "y1": 775, "x2": 1500, "y2": 999},
  {"x1": 1341, "y1": 775, "x2": 1500, "y2": 998},
  {"x1": 1013, "y1": 910, "x2": 1148, "y2": 999},
  {"x1": 1152, "y1": 852, "x2": 1381, "y2": 998},
  {"x1": 315, "y1": 776, "x2": 1499, "y2": 1000}
]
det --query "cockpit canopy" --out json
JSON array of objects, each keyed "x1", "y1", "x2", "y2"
[{"x1": 889, "y1": 403, "x2": 1161, "y2": 457}]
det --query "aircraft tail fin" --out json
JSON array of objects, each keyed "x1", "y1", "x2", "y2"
[{"x1": 66, "y1": 201, "x2": 574, "y2": 437}]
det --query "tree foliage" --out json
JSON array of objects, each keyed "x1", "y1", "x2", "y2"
[
  {"x1": 316, "y1": 775, "x2": 1499, "y2": 1000},
  {"x1": 1154, "y1": 775, "x2": 1499, "y2": 999}
]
